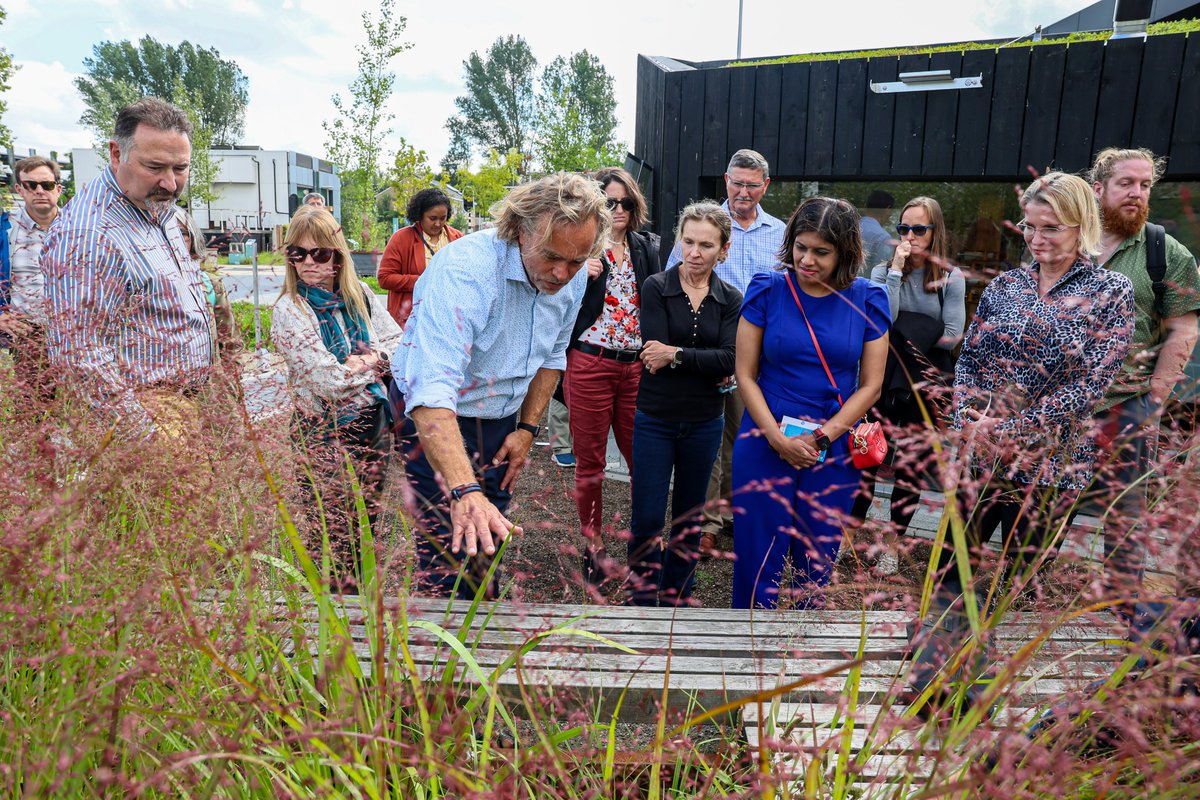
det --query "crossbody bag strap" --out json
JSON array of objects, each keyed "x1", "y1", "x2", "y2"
[{"x1": 784, "y1": 271, "x2": 845, "y2": 406}]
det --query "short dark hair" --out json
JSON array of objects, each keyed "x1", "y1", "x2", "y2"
[
  {"x1": 778, "y1": 197, "x2": 863, "y2": 291},
  {"x1": 14, "y1": 155, "x2": 61, "y2": 183},
  {"x1": 593, "y1": 166, "x2": 648, "y2": 231},
  {"x1": 113, "y1": 97, "x2": 192, "y2": 155},
  {"x1": 406, "y1": 188, "x2": 452, "y2": 225},
  {"x1": 865, "y1": 189, "x2": 894, "y2": 210}
]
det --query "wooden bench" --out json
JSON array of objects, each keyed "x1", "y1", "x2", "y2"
[{"x1": 282, "y1": 595, "x2": 1124, "y2": 787}]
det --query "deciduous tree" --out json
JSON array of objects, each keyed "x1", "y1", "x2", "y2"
[
  {"x1": 453, "y1": 148, "x2": 523, "y2": 217},
  {"x1": 74, "y1": 37, "x2": 248, "y2": 147},
  {"x1": 0, "y1": 6, "x2": 16, "y2": 148},
  {"x1": 534, "y1": 51, "x2": 623, "y2": 172},
  {"x1": 389, "y1": 139, "x2": 434, "y2": 220},
  {"x1": 446, "y1": 36, "x2": 537, "y2": 168},
  {"x1": 323, "y1": 0, "x2": 412, "y2": 249}
]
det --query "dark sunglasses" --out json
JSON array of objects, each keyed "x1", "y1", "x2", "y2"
[
  {"x1": 606, "y1": 197, "x2": 636, "y2": 212},
  {"x1": 896, "y1": 224, "x2": 935, "y2": 236},
  {"x1": 286, "y1": 245, "x2": 340, "y2": 265},
  {"x1": 19, "y1": 179, "x2": 58, "y2": 192}
]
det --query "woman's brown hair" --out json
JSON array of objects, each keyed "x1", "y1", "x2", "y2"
[
  {"x1": 777, "y1": 197, "x2": 863, "y2": 291},
  {"x1": 594, "y1": 166, "x2": 648, "y2": 232}
]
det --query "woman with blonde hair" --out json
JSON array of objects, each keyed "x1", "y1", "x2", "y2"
[
  {"x1": 627, "y1": 201, "x2": 740, "y2": 606},
  {"x1": 272, "y1": 207, "x2": 403, "y2": 589},
  {"x1": 909, "y1": 172, "x2": 1135, "y2": 708}
]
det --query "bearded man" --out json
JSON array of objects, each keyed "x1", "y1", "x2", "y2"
[
  {"x1": 43, "y1": 97, "x2": 216, "y2": 441},
  {"x1": 1090, "y1": 147, "x2": 1200, "y2": 607}
]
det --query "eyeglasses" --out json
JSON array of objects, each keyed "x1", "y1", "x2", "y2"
[
  {"x1": 606, "y1": 197, "x2": 636, "y2": 212},
  {"x1": 19, "y1": 180, "x2": 58, "y2": 192},
  {"x1": 1016, "y1": 221, "x2": 1075, "y2": 239},
  {"x1": 896, "y1": 224, "x2": 935, "y2": 237},
  {"x1": 286, "y1": 245, "x2": 340, "y2": 265},
  {"x1": 727, "y1": 178, "x2": 766, "y2": 190}
]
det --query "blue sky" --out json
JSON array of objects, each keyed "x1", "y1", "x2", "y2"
[{"x1": 4, "y1": 0, "x2": 1086, "y2": 167}]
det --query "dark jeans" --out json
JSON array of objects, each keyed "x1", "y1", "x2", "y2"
[
  {"x1": 298, "y1": 401, "x2": 392, "y2": 585},
  {"x1": 628, "y1": 410, "x2": 723, "y2": 606},
  {"x1": 911, "y1": 473, "x2": 1079, "y2": 693},
  {"x1": 397, "y1": 412, "x2": 516, "y2": 600},
  {"x1": 1092, "y1": 394, "x2": 1160, "y2": 605}
]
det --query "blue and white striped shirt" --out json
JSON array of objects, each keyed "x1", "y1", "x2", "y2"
[
  {"x1": 668, "y1": 200, "x2": 785, "y2": 295},
  {"x1": 42, "y1": 167, "x2": 215, "y2": 434},
  {"x1": 392, "y1": 228, "x2": 586, "y2": 419}
]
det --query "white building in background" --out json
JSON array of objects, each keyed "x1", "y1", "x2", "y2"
[{"x1": 71, "y1": 146, "x2": 342, "y2": 238}]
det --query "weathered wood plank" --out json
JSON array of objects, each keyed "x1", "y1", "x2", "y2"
[
  {"x1": 862, "y1": 56, "x2": 898, "y2": 177},
  {"x1": 832, "y1": 57, "x2": 868, "y2": 177},
  {"x1": 921, "y1": 50, "x2": 961, "y2": 178},
  {"x1": 806, "y1": 60, "x2": 838, "y2": 176},
  {"x1": 952, "y1": 48, "x2": 996, "y2": 176},
  {"x1": 890, "y1": 53, "x2": 930, "y2": 175},
  {"x1": 776, "y1": 62, "x2": 810, "y2": 177},
  {"x1": 752, "y1": 64, "x2": 783, "y2": 169},
  {"x1": 1055, "y1": 39, "x2": 1105, "y2": 173},
  {"x1": 1020, "y1": 43, "x2": 1068, "y2": 176},
  {"x1": 1132, "y1": 32, "x2": 1187, "y2": 156},
  {"x1": 702, "y1": 67, "x2": 731, "y2": 175},
  {"x1": 1094, "y1": 36, "x2": 1145, "y2": 152}
]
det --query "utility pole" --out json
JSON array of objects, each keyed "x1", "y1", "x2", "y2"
[{"x1": 736, "y1": 0, "x2": 744, "y2": 59}]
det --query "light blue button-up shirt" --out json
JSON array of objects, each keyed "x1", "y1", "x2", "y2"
[
  {"x1": 667, "y1": 200, "x2": 785, "y2": 295},
  {"x1": 392, "y1": 227, "x2": 587, "y2": 419}
]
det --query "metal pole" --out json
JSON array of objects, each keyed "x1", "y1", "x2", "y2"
[
  {"x1": 737, "y1": 0, "x2": 744, "y2": 59},
  {"x1": 251, "y1": 239, "x2": 261, "y2": 350}
]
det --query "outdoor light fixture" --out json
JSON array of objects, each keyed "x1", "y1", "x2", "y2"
[{"x1": 870, "y1": 69, "x2": 983, "y2": 94}]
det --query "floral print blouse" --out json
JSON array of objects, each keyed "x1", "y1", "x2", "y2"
[{"x1": 578, "y1": 246, "x2": 642, "y2": 351}]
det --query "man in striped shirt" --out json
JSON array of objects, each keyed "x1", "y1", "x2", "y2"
[{"x1": 43, "y1": 97, "x2": 215, "y2": 440}]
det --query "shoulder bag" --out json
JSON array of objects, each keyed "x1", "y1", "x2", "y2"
[{"x1": 784, "y1": 273, "x2": 888, "y2": 469}]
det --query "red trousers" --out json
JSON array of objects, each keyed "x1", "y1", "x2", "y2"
[{"x1": 563, "y1": 348, "x2": 640, "y2": 538}]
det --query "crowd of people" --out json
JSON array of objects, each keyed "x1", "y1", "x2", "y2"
[{"x1": 4, "y1": 97, "x2": 1200, "y2": 700}]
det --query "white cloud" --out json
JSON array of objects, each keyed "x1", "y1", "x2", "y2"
[{"x1": 5, "y1": 60, "x2": 92, "y2": 154}]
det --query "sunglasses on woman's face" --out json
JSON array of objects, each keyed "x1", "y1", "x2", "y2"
[
  {"x1": 286, "y1": 245, "x2": 339, "y2": 265},
  {"x1": 895, "y1": 224, "x2": 935, "y2": 237},
  {"x1": 606, "y1": 197, "x2": 636, "y2": 212}
]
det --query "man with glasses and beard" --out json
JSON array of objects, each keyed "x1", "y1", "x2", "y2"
[
  {"x1": 42, "y1": 97, "x2": 216, "y2": 441},
  {"x1": 1089, "y1": 147, "x2": 1200, "y2": 611}
]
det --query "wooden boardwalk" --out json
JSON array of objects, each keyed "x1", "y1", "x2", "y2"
[{"x1": 290, "y1": 596, "x2": 1125, "y2": 790}]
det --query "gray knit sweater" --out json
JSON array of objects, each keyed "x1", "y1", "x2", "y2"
[{"x1": 869, "y1": 265, "x2": 966, "y2": 350}]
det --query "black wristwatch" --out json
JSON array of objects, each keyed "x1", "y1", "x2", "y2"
[
  {"x1": 813, "y1": 427, "x2": 832, "y2": 451},
  {"x1": 517, "y1": 421, "x2": 541, "y2": 438},
  {"x1": 449, "y1": 482, "x2": 484, "y2": 502}
]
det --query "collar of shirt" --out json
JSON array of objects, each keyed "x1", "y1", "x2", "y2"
[
  {"x1": 501, "y1": 236, "x2": 531, "y2": 285},
  {"x1": 661, "y1": 265, "x2": 735, "y2": 305},
  {"x1": 99, "y1": 166, "x2": 175, "y2": 228},
  {"x1": 13, "y1": 205, "x2": 51, "y2": 234},
  {"x1": 720, "y1": 199, "x2": 781, "y2": 233},
  {"x1": 1022, "y1": 256, "x2": 1098, "y2": 293},
  {"x1": 1109, "y1": 224, "x2": 1148, "y2": 262}
]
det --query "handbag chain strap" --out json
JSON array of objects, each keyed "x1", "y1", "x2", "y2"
[{"x1": 783, "y1": 272, "x2": 870, "y2": 431}]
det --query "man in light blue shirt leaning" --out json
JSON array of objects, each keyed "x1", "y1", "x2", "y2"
[
  {"x1": 687, "y1": 149, "x2": 785, "y2": 554},
  {"x1": 391, "y1": 172, "x2": 610, "y2": 598}
]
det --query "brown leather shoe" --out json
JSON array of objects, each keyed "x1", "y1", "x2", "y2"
[{"x1": 699, "y1": 531, "x2": 717, "y2": 561}]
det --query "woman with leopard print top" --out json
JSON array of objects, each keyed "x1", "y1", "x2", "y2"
[{"x1": 909, "y1": 173, "x2": 1134, "y2": 713}]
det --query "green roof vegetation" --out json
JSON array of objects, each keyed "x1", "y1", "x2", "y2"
[{"x1": 726, "y1": 18, "x2": 1200, "y2": 68}]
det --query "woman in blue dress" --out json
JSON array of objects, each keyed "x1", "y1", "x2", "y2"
[{"x1": 732, "y1": 197, "x2": 891, "y2": 609}]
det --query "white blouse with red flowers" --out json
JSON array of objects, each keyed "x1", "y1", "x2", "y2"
[{"x1": 578, "y1": 246, "x2": 642, "y2": 351}]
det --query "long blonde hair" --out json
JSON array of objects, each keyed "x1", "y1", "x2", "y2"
[{"x1": 281, "y1": 207, "x2": 373, "y2": 327}]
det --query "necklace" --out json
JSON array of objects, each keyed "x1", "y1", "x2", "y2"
[{"x1": 680, "y1": 271, "x2": 710, "y2": 291}]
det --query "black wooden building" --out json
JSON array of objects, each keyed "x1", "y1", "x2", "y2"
[{"x1": 632, "y1": 32, "x2": 1200, "y2": 250}]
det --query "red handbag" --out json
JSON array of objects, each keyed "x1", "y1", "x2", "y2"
[{"x1": 784, "y1": 274, "x2": 888, "y2": 469}]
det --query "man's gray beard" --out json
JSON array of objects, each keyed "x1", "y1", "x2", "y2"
[{"x1": 145, "y1": 194, "x2": 180, "y2": 219}]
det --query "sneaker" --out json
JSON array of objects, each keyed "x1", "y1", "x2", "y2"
[{"x1": 552, "y1": 452, "x2": 576, "y2": 468}]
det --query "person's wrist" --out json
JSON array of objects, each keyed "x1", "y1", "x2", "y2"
[{"x1": 449, "y1": 482, "x2": 484, "y2": 502}]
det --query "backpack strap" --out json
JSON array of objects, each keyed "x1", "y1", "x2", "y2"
[{"x1": 1145, "y1": 222, "x2": 1168, "y2": 323}]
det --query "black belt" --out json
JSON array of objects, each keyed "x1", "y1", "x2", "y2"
[{"x1": 572, "y1": 341, "x2": 640, "y2": 363}]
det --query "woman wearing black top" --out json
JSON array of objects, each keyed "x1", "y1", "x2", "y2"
[{"x1": 627, "y1": 202, "x2": 743, "y2": 606}]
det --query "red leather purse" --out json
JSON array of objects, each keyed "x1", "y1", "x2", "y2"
[{"x1": 785, "y1": 274, "x2": 888, "y2": 469}]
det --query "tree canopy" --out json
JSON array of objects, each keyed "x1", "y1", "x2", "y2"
[
  {"x1": 323, "y1": 0, "x2": 412, "y2": 249},
  {"x1": 534, "y1": 52, "x2": 623, "y2": 173},
  {"x1": 74, "y1": 37, "x2": 248, "y2": 147},
  {"x1": 446, "y1": 36, "x2": 537, "y2": 170},
  {"x1": 445, "y1": 39, "x2": 623, "y2": 176}
]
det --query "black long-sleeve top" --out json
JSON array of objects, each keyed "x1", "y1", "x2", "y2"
[{"x1": 636, "y1": 267, "x2": 743, "y2": 422}]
